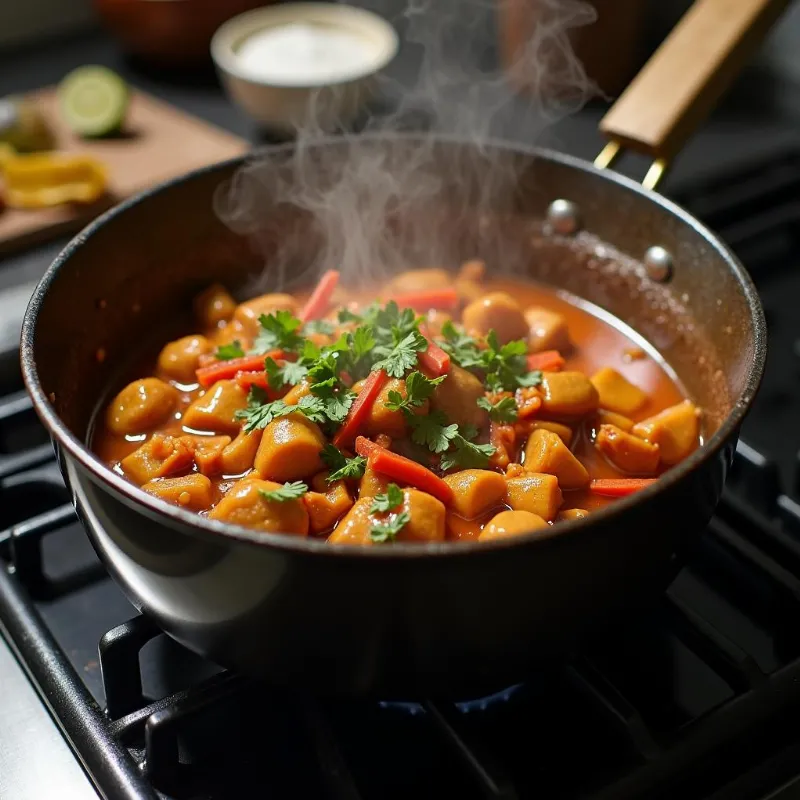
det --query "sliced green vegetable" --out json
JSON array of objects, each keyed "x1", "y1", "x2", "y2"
[{"x1": 58, "y1": 66, "x2": 129, "y2": 138}]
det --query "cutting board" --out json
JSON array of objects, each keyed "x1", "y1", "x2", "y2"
[{"x1": 0, "y1": 88, "x2": 249, "y2": 256}]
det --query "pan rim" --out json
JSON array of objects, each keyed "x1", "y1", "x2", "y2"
[{"x1": 20, "y1": 131, "x2": 767, "y2": 558}]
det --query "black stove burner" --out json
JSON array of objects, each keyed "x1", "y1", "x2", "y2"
[{"x1": 4, "y1": 150, "x2": 800, "y2": 800}]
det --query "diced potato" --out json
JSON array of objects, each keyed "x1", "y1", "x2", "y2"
[
  {"x1": 632, "y1": 400, "x2": 701, "y2": 465},
  {"x1": 219, "y1": 429, "x2": 262, "y2": 475},
  {"x1": 328, "y1": 498, "x2": 373, "y2": 545},
  {"x1": 208, "y1": 478, "x2": 308, "y2": 535},
  {"x1": 359, "y1": 465, "x2": 390, "y2": 498},
  {"x1": 254, "y1": 413, "x2": 325, "y2": 481},
  {"x1": 590, "y1": 367, "x2": 648, "y2": 416},
  {"x1": 528, "y1": 420, "x2": 573, "y2": 445},
  {"x1": 182, "y1": 380, "x2": 247, "y2": 435},
  {"x1": 386, "y1": 268, "x2": 450, "y2": 294},
  {"x1": 540, "y1": 371, "x2": 599, "y2": 417},
  {"x1": 557, "y1": 508, "x2": 589, "y2": 522},
  {"x1": 233, "y1": 293, "x2": 298, "y2": 337},
  {"x1": 462, "y1": 292, "x2": 529, "y2": 344},
  {"x1": 505, "y1": 473, "x2": 562, "y2": 520},
  {"x1": 157, "y1": 335, "x2": 212, "y2": 384},
  {"x1": 479, "y1": 510, "x2": 548, "y2": 541},
  {"x1": 595, "y1": 424, "x2": 660, "y2": 474},
  {"x1": 443, "y1": 469, "x2": 507, "y2": 519},
  {"x1": 142, "y1": 474, "x2": 213, "y2": 510},
  {"x1": 182, "y1": 434, "x2": 231, "y2": 476},
  {"x1": 283, "y1": 380, "x2": 312, "y2": 405},
  {"x1": 365, "y1": 378, "x2": 428, "y2": 438},
  {"x1": 105, "y1": 378, "x2": 179, "y2": 436},
  {"x1": 303, "y1": 483, "x2": 354, "y2": 534},
  {"x1": 194, "y1": 284, "x2": 236, "y2": 328},
  {"x1": 430, "y1": 364, "x2": 487, "y2": 429},
  {"x1": 120, "y1": 434, "x2": 195, "y2": 485},
  {"x1": 524, "y1": 428, "x2": 590, "y2": 489},
  {"x1": 208, "y1": 319, "x2": 248, "y2": 348},
  {"x1": 525, "y1": 306, "x2": 569, "y2": 353},
  {"x1": 594, "y1": 409, "x2": 634, "y2": 432}
]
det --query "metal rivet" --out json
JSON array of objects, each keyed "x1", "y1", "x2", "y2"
[
  {"x1": 546, "y1": 199, "x2": 580, "y2": 235},
  {"x1": 644, "y1": 245, "x2": 673, "y2": 282}
]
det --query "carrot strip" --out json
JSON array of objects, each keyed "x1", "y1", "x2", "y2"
[
  {"x1": 589, "y1": 478, "x2": 657, "y2": 497},
  {"x1": 195, "y1": 351, "x2": 283, "y2": 388},
  {"x1": 526, "y1": 350, "x2": 565, "y2": 372},
  {"x1": 355, "y1": 436, "x2": 454, "y2": 505},
  {"x1": 388, "y1": 288, "x2": 459, "y2": 311},
  {"x1": 300, "y1": 269, "x2": 340, "y2": 322},
  {"x1": 418, "y1": 325, "x2": 450, "y2": 376},
  {"x1": 332, "y1": 369, "x2": 388, "y2": 448}
]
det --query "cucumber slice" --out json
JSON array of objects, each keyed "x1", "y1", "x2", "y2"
[{"x1": 58, "y1": 66, "x2": 129, "y2": 138}]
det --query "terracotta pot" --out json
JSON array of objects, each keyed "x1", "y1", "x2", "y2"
[{"x1": 93, "y1": 0, "x2": 274, "y2": 66}]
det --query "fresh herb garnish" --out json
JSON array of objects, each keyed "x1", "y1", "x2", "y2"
[
  {"x1": 214, "y1": 340, "x2": 245, "y2": 360},
  {"x1": 408, "y1": 410, "x2": 460, "y2": 454},
  {"x1": 370, "y1": 511, "x2": 411, "y2": 543},
  {"x1": 438, "y1": 321, "x2": 484, "y2": 368},
  {"x1": 439, "y1": 433, "x2": 496, "y2": 470},
  {"x1": 385, "y1": 371, "x2": 446, "y2": 414},
  {"x1": 372, "y1": 329, "x2": 428, "y2": 378},
  {"x1": 310, "y1": 377, "x2": 354, "y2": 423},
  {"x1": 303, "y1": 319, "x2": 336, "y2": 336},
  {"x1": 482, "y1": 331, "x2": 542, "y2": 392},
  {"x1": 258, "y1": 481, "x2": 308, "y2": 502},
  {"x1": 370, "y1": 483, "x2": 404, "y2": 514},
  {"x1": 264, "y1": 357, "x2": 308, "y2": 391},
  {"x1": 320, "y1": 443, "x2": 367, "y2": 482},
  {"x1": 477, "y1": 395, "x2": 519, "y2": 423},
  {"x1": 252, "y1": 310, "x2": 304, "y2": 354},
  {"x1": 235, "y1": 388, "x2": 327, "y2": 431}
]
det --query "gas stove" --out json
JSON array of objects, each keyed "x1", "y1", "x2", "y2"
[{"x1": 2, "y1": 147, "x2": 800, "y2": 800}]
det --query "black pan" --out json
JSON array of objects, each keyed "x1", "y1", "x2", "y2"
[{"x1": 20, "y1": 0, "x2": 775, "y2": 696}]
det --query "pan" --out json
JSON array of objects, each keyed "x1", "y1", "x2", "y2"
[{"x1": 20, "y1": 0, "x2": 777, "y2": 697}]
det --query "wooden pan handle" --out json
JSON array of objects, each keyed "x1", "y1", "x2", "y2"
[{"x1": 599, "y1": 0, "x2": 790, "y2": 164}]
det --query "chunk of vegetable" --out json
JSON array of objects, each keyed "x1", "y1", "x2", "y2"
[
  {"x1": 183, "y1": 434, "x2": 231, "y2": 476},
  {"x1": 365, "y1": 377, "x2": 428, "y2": 438},
  {"x1": 219, "y1": 429, "x2": 262, "y2": 475},
  {"x1": 182, "y1": 379, "x2": 247, "y2": 435},
  {"x1": 283, "y1": 379, "x2": 313, "y2": 405},
  {"x1": 157, "y1": 335, "x2": 212, "y2": 384},
  {"x1": 234, "y1": 293, "x2": 298, "y2": 337},
  {"x1": 430, "y1": 364, "x2": 487, "y2": 429},
  {"x1": 590, "y1": 367, "x2": 648, "y2": 416},
  {"x1": 540, "y1": 371, "x2": 599, "y2": 417},
  {"x1": 594, "y1": 409, "x2": 634, "y2": 432},
  {"x1": 443, "y1": 469, "x2": 507, "y2": 519},
  {"x1": 590, "y1": 478, "x2": 656, "y2": 497},
  {"x1": 120, "y1": 434, "x2": 194, "y2": 485},
  {"x1": 388, "y1": 288, "x2": 460, "y2": 311},
  {"x1": 479, "y1": 510, "x2": 548, "y2": 541},
  {"x1": 595, "y1": 424, "x2": 660, "y2": 475},
  {"x1": 526, "y1": 420, "x2": 573, "y2": 445},
  {"x1": 462, "y1": 292, "x2": 529, "y2": 344},
  {"x1": 332, "y1": 369, "x2": 387, "y2": 448},
  {"x1": 524, "y1": 428, "x2": 590, "y2": 489},
  {"x1": 358, "y1": 464, "x2": 390, "y2": 498},
  {"x1": 557, "y1": 508, "x2": 589, "y2": 522},
  {"x1": 299, "y1": 270, "x2": 340, "y2": 322},
  {"x1": 385, "y1": 268, "x2": 450, "y2": 294},
  {"x1": 254, "y1": 413, "x2": 326, "y2": 481},
  {"x1": 631, "y1": 400, "x2": 701, "y2": 465},
  {"x1": 142, "y1": 474, "x2": 213, "y2": 510},
  {"x1": 194, "y1": 283, "x2": 236, "y2": 328},
  {"x1": 525, "y1": 306, "x2": 569, "y2": 353},
  {"x1": 526, "y1": 350, "x2": 565, "y2": 372},
  {"x1": 105, "y1": 378, "x2": 178, "y2": 436},
  {"x1": 505, "y1": 473, "x2": 562, "y2": 521},
  {"x1": 195, "y1": 351, "x2": 282, "y2": 388},
  {"x1": 418, "y1": 325, "x2": 450, "y2": 376},
  {"x1": 303, "y1": 482, "x2": 354, "y2": 534},
  {"x1": 208, "y1": 478, "x2": 309, "y2": 534}
]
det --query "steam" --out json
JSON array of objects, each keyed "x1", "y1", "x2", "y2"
[{"x1": 214, "y1": 0, "x2": 598, "y2": 294}]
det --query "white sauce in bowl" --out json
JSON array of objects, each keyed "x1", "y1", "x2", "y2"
[{"x1": 235, "y1": 22, "x2": 379, "y2": 86}]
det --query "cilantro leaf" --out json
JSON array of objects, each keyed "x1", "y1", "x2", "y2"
[
  {"x1": 214, "y1": 340, "x2": 244, "y2": 360},
  {"x1": 303, "y1": 319, "x2": 336, "y2": 336},
  {"x1": 384, "y1": 371, "x2": 445, "y2": 413},
  {"x1": 370, "y1": 511, "x2": 411, "y2": 543},
  {"x1": 338, "y1": 308, "x2": 364, "y2": 324},
  {"x1": 296, "y1": 394, "x2": 328, "y2": 424},
  {"x1": 438, "y1": 322, "x2": 483, "y2": 369},
  {"x1": 373, "y1": 302, "x2": 419, "y2": 340},
  {"x1": 440, "y1": 434, "x2": 496, "y2": 470},
  {"x1": 252, "y1": 310, "x2": 304, "y2": 354},
  {"x1": 234, "y1": 393, "x2": 293, "y2": 432},
  {"x1": 481, "y1": 330, "x2": 543, "y2": 391},
  {"x1": 320, "y1": 444, "x2": 367, "y2": 482},
  {"x1": 282, "y1": 361, "x2": 309, "y2": 386},
  {"x1": 370, "y1": 483, "x2": 404, "y2": 514},
  {"x1": 477, "y1": 395, "x2": 518, "y2": 423},
  {"x1": 352, "y1": 325, "x2": 376, "y2": 361},
  {"x1": 372, "y1": 329, "x2": 427, "y2": 378},
  {"x1": 258, "y1": 481, "x2": 308, "y2": 502},
  {"x1": 265, "y1": 357, "x2": 309, "y2": 391},
  {"x1": 408, "y1": 410, "x2": 459, "y2": 453},
  {"x1": 310, "y1": 378, "x2": 354, "y2": 423}
]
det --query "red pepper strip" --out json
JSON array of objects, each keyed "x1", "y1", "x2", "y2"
[
  {"x1": 299, "y1": 269, "x2": 340, "y2": 322},
  {"x1": 418, "y1": 325, "x2": 450, "y2": 377},
  {"x1": 387, "y1": 288, "x2": 459, "y2": 311},
  {"x1": 355, "y1": 436, "x2": 454, "y2": 505},
  {"x1": 526, "y1": 350, "x2": 565, "y2": 372},
  {"x1": 332, "y1": 369, "x2": 388, "y2": 448},
  {"x1": 195, "y1": 350, "x2": 283, "y2": 388},
  {"x1": 589, "y1": 478, "x2": 657, "y2": 497}
]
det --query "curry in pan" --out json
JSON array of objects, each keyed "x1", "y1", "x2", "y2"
[{"x1": 94, "y1": 264, "x2": 701, "y2": 544}]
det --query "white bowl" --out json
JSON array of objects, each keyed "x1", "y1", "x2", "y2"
[{"x1": 211, "y1": 3, "x2": 399, "y2": 135}]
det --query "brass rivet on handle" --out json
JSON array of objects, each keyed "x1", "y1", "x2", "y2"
[
  {"x1": 644, "y1": 246, "x2": 673, "y2": 282},
  {"x1": 546, "y1": 199, "x2": 581, "y2": 235}
]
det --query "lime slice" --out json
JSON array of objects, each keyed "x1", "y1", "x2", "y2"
[{"x1": 58, "y1": 66, "x2": 129, "y2": 138}]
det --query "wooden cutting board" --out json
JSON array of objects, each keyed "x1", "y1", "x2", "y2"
[{"x1": 0, "y1": 88, "x2": 249, "y2": 256}]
